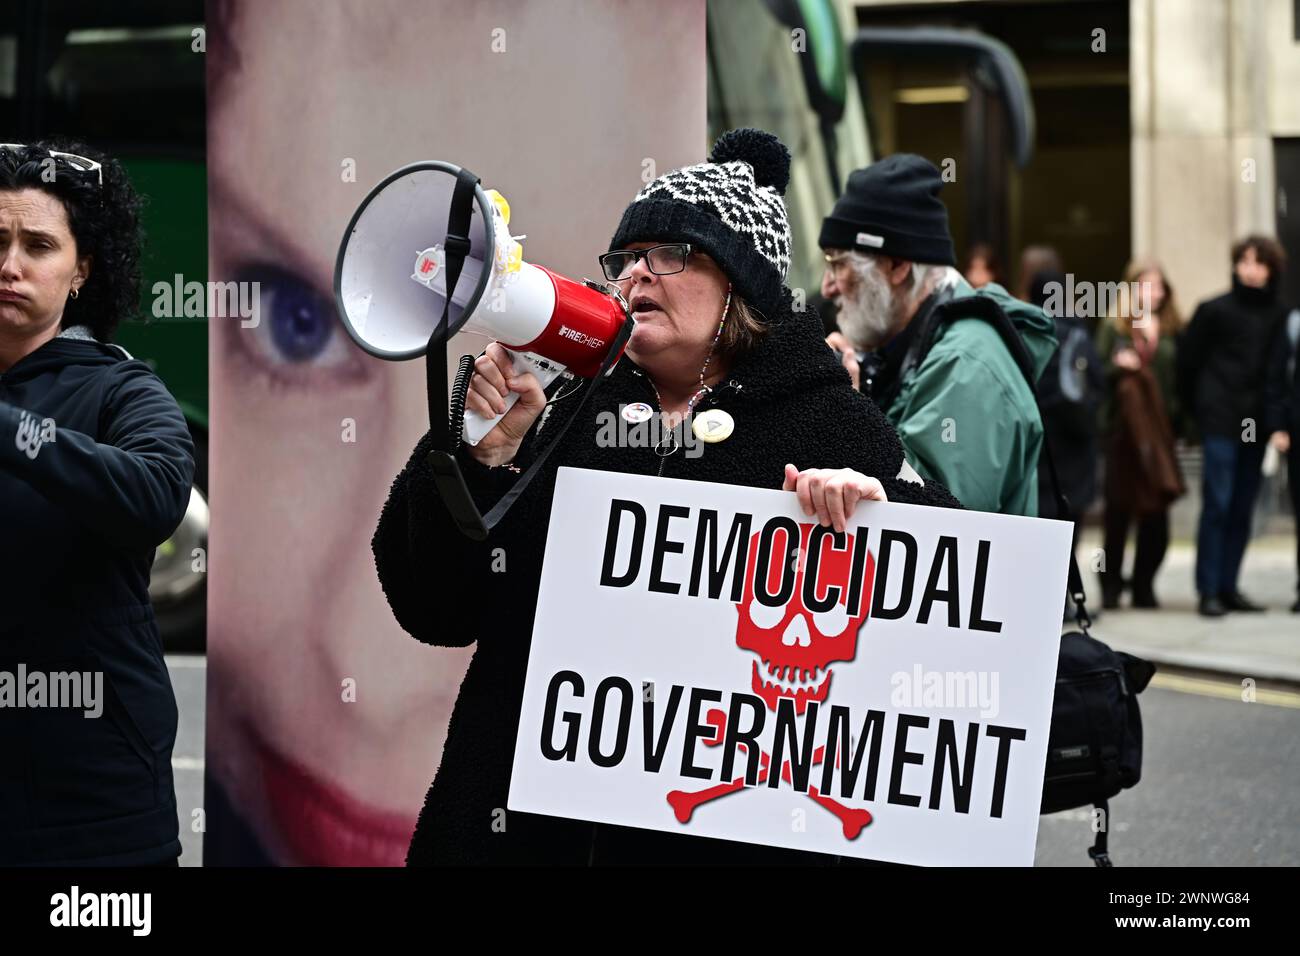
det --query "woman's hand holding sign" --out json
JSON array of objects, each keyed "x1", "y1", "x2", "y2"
[
  {"x1": 465, "y1": 342, "x2": 548, "y2": 467},
  {"x1": 783, "y1": 464, "x2": 887, "y2": 533}
]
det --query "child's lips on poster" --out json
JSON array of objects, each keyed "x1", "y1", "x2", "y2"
[{"x1": 255, "y1": 729, "x2": 417, "y2": 866}]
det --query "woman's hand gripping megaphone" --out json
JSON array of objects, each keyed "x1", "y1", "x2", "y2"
[{"x1": 464, "y1": 342, "x2": 549, "y2": 467}]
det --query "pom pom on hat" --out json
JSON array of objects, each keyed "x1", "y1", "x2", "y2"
[{"x1": 709, "y1": 127, "x2": 791, "y2": 195}]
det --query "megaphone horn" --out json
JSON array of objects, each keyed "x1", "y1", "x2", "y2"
[{"x1": 333, "y1": 161, "x2": 634, "y2": 537}]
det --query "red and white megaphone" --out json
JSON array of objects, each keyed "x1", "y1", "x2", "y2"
[{"x1": 333, "y1": 161, "x2": 631, "y2": 446}]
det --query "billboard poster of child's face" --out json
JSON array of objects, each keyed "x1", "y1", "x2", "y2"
[{"x1": 203, "y1": 0, "x2": 704, "y2": 865}]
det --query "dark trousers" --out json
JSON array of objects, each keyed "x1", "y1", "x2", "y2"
[
  {"x1": 1101, "y1": 505, "x2": 1169, "y2": 601},
  {"x1": 1196, "y1": 435, "x2": 1266, "y2": 598}
]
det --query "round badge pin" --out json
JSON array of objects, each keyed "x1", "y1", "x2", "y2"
[
  {"x1": 692, "y1": 409, "x2": 735, "y2": 443},
  {"x1": 622, "y1": 402, "x2": 654, "y2": 424}
]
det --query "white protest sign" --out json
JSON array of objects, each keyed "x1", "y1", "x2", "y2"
[{"x1": 508, "y1": 467, "x2": 1073, "y2": 865}]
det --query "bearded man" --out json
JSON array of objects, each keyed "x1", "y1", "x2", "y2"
[{"x1": 820, "y1": 154, "x2": 1057, "y2": 517}]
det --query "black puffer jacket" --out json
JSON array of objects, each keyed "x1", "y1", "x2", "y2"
[
  {"x1": 0, "y1": 331, "x2": 193, "y2": 865},
  {"x1": 372, "y1": 293, "x2": 962, "y2": 865}
]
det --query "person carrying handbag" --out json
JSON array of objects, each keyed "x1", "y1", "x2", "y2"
[{"x1": 1096, "y1": 259, "x2": 1186, "y2": 609}]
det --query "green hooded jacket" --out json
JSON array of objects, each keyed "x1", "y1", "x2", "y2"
[{"x1": 882, "y1": 278, "x2": 1058, "y2": 516}]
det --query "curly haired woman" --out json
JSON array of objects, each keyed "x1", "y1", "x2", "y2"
[{"x1": 0, "y1": 141, "x2": 194, "y2": 865}]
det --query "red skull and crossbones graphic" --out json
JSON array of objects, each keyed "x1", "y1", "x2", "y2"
[{"x1": 666, "y1": 522, "x2": 876, "y2": 839}]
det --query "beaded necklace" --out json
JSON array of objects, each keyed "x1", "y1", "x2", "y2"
[{"x1": 648, "y1": 285, "x2": 731, "y2": 457}]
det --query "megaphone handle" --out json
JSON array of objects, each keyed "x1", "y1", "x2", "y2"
[
  {"x1": 462, "y1": 348, "x2": 564, "y2": 446},
  {"x1": 440, "y1": 308, "x2": 632, "y2": 540}
]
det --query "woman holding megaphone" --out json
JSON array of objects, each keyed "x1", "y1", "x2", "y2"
[{"x1": 373, "y1": 129, "x2": 962, "y2": 865}]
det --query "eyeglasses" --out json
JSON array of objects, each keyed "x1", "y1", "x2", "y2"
[
  {"x1": 599, "y1": 243, "x2": 692, "y2": 282},
  {"x1": 0, "y1": 144, "x2": 103, "y2": 187},
  {"x1": 823, "y1": 250, "x2": 855, "y2": 268}
]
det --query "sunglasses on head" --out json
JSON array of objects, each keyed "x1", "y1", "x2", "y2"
[{"x1": 0, "y1": 144, "x2": 103, "y2": 187}]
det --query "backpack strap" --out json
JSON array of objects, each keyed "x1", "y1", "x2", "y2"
[
  {"x1": 1089, "y1": 799, "x2": 1113, "y2": 867},
  {"x1": 897, "y1": 293, "x2": 1038, "y2": 389}
]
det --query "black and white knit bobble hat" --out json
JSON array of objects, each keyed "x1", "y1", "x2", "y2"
[{"x1": 608, "y1": 128, "x2": 792, "y2": 319}]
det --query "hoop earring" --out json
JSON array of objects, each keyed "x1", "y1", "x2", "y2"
[{"x1": 69, "y1": 288, "x2": 79, "y2": 300}]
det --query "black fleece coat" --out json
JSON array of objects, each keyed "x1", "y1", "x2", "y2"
[
  {"x1": 0, "y1": 334, "x2": 193, "y2": 865},
  {"x1": 372, "y1": 293, "x2": 962, "y2": 866}
]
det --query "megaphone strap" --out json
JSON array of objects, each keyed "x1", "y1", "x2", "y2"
[
  {"x1": 476, "y1": 309, "x2": 635, "y2": 533},
  {"x1": 427, "y1": 166, "x2": 482, "y2": 453},
  {"x1": 429, "y1": 308, "x2": 634, "y2": 541}
]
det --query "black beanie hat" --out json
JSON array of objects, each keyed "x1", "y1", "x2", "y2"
[
  {"x1": 608, "y1": 128, "x2": 792, "y2": 319},
  {"x1": 819, "y1": 153, "x2": 956, "y2": 266}
]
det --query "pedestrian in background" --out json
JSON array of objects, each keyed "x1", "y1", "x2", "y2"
[
  {"x1": 1016, "y1": 244, "x2": 1063, "y2": 305},
  {"x1": 962, "y1": 242, "x2": 1002, "y2": 289},
  {"x1": 1265, "y1": 302, "x2": 1300, "y2": 613},
  {"x1": 1030, "y1": 268, "x2": 1103, "y2": 554},
  {"x1": 1028, "y1": 268, "x2": 1103, "y2": 621},
  {"x1": 1097, "y1": 258, "x2": 1186, "y2": 609},
  {"x1": 1178, "y1": 236, "x2": 1289, "y2": 617}
]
